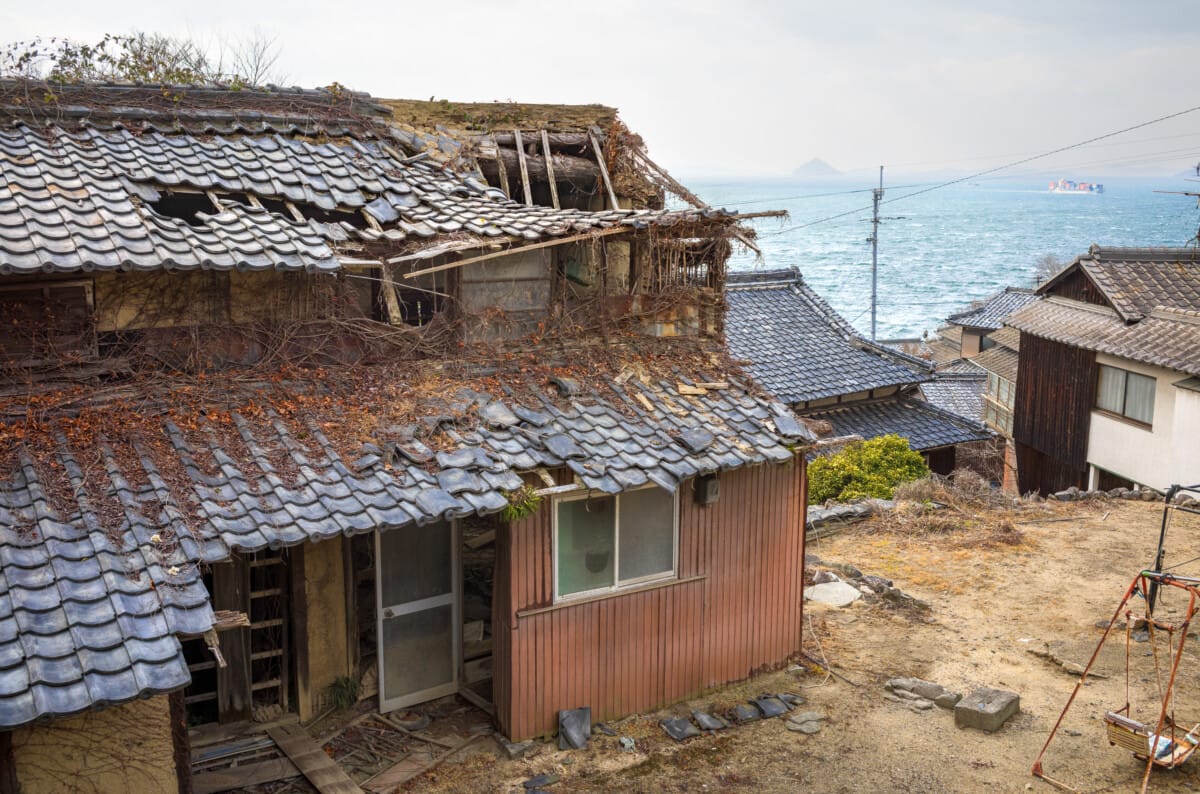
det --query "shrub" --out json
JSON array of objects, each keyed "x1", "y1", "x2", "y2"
[{"x1": 807, "y1": 434, "x2": 929, "y2": 504}]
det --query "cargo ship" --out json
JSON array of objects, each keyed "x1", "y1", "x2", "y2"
[{"x1": 1049, "y1": 178, "x2": 1103, "y2": 194}]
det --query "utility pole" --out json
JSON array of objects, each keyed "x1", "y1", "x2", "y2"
[{"x1": 869, "y1": 165, "x2": 883, "y2": 341}]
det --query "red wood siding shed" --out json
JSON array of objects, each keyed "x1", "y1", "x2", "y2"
[{"x1": 492, "y1": 460, "x2": 806, "y2": 739}]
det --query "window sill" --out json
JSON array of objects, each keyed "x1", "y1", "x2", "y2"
[
  {"x1": 517, "y1": 575, "x2": 706, "y2": 620},
  {"x1": 1092, "y1": 409, "x2": 1153, "y2": 432}
]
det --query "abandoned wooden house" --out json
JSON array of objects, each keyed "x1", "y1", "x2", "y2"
[
  {"x1": 724, "y1": 268, "x2": 992, "y2": 475},
  {"x1": 1006, "y1": 245, "x2": 1200, "y2": 494},
  {"x1": 0, "y1": 81, "x2": 815, "y2": 792}
]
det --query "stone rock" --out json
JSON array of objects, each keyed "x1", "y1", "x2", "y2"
[
  {"x1": 592, "y1": 722, "x2": 616, "y2": 736},
  {"x1": 693, "y1": 710, "x2": 730, "y2": 731},
  {"x1": 955, "y1": 688, "x2": 1020, "y2": 732},
  {"x1": 1141, "y1": 490, "x2": 1161, "y2": 502},
  {"x1": 812, "y1": 569, "x2": 842, "y2": 584},
  {"x1": 907, "y1": 698, "x2": 935, "y2": 711},
  {"x1": 393, "y1": 711, "x2": 430, "y2": 731},
  {"x1": 887, "y1": 677, "x2": 950, "y2": 701},
  {"x1": 859, "y1": 574, "x2": 894, "y2": 593},
  {"x1": 934, "y1": 692, "x2": 962, "y2": 710},
  {"x1": 804, "y1": 581, "x2": 863, "y2": 607},
  {"x1": 827, "y1": 561, "x2": 865, "y2": 579},
  {"x1": 791, "y1": 711, "x2": 824, "y2": 724},
  {"x1": 618, "y1": 736, "x2": 636, "y2": 751},
  {"x1": 786, "y1": 719, "x2": 822, "y2": 734},
  {"x1": 1108, "y1": 487, "x2": 1129, "y2": 499},
  {"x1": 1053, "y1": 487, "x2": 1079, "y2": 501},
  {"x1": 804, "y1": 553, "x2": 824, "y2": 567}
]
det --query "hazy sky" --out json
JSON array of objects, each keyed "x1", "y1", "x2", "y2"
[{"x1": 3, "y1": 1, "x2": 1198, "y2": 178}]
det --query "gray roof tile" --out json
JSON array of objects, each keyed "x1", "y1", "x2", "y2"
[
  {"x1": 801, "y1": 397, "x2": 991, "y2": 451},
  {"x1": 726, "y1": 269, "x2": 930, "y2": 403}
]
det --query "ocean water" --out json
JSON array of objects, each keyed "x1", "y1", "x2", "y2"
[{"x1": 685, "y1": 176, "x2": 1199, "y2": 340}]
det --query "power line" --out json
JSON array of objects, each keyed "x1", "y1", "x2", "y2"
[{"x1": 760, "y1": 101, "x2": 1200, "y2": 237}]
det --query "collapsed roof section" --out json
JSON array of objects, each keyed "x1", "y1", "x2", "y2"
[{"x1": 0, "y1": 81, "x2": 739, "y2": 276}]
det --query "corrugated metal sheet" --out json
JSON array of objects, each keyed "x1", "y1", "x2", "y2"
[{"x1": 493, "y1": 462, "x2": 805, "y2": 739}]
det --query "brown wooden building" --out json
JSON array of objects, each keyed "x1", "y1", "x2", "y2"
[
  {"x1": 1008, "y1": 245, "x2": 1200, "y2": 495},
  {"x1": 0, "y1": 79, "x2": 812, "y2": 792}
]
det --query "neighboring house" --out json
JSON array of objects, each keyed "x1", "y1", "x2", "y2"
[
  {"x1": 944, "y1": 287, "x2": 1039, "y2": 359},
  {"x1": 1006, "y1": 245, "x2": 1200, "y2": 494},
  {"x1": 0, "y1": 81, "x2": 814, "y2": 792},
  {"x1": 725, "y1": 269, "x2": 990, "y2": 475},
  {"x1": 888, "y1": 288, "x2": 1037, "y2": 488}
]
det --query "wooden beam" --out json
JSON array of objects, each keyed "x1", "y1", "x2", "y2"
[
  {"x1": 214, "y1": 559, "x2": 252, "y2": 724},
  {"x1": 171, "y1": 690, "x2": 194, "y2": 794},
  {"x1": 1, "y1": 732, "x2": 18, "y2": 794},
  {"x1": 267, "y1": 723, "x2": 363, "y2": 794},
  {"x1": 730, "y1": 210, "x2": 788, "y2": 220},
  {"x1": 512, "y1": 129, "x2": 533, "y2": 206},
  {"x1": 378, "y1": 266, "x2": 404, "y2": 325},
  {"x1": 540, "y1": 130, "x2": 561, "y2": 209},
  {"x1": 588, "y1": 130, "x2": 619, "y2": 210},
  {"x1": 491, "y1": 134, "x2": 511, "y2": 198},
  {"x1": 403, "y1": 225, "x2": 630, "y2": 280}
]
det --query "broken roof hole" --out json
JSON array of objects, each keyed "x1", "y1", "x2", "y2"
[{"x1": 148, "y1": 191, "x2": 215, "y2": 227}]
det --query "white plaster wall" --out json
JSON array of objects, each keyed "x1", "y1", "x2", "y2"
[
  {"x1": 1086, "y1": 354, "x2": 1185, "y2": 490},
  {"x1": 1170, "y1": 385, "x2": 1200, "y2": 485}
]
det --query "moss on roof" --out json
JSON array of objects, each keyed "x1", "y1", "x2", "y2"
[{"x1": 379, "y1": 98, "x2": 617, "y2": 132}]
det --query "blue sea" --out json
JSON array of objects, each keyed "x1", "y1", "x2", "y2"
[{"x1": 684, "y1": 176, "x2": 1199, "y2": 340}]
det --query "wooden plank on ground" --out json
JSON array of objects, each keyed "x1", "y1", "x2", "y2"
[
  {"x1": 267, "y1": 723, "x2": 363, "y2": 794},
  {"x1": 540, "y1": 129, "x2": 560, "y2": 209},
  {"x1": 363, "y1": 734, "x2": 487, "y2": 792},
  {"x1": 194, "y1": 757, "x2": 301, "y2": 794}
]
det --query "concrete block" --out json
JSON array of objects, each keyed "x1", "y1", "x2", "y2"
[{"x1": 955, "y1": 688, "x2": 1019, "y2": 732}]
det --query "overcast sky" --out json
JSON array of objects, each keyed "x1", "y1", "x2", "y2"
[{"x1": 3, "y1": 1, "x2": 1198, "y2": 178}]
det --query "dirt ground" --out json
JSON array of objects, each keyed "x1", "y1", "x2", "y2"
[{"x1": 402, "y1": 499, "x2": 1200, "y2": 793}]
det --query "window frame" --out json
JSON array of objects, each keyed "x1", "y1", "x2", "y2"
[
  {"x1": 1095, "y1": 363, "x2": 1156, "y2": 428},
  {"x1": 551, "y1": 485, "x2": 680, "y2": 603}
]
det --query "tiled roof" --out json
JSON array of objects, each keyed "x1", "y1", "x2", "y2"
[
  {"x1": 946, "y1": 288, "x2": 1040, "y2": 330},
  {"x1": 919, "y1": 370, "x2": 986, "y2": 422},
  {"x1": 986, "y1": 326, "x2": 1021, "y2": 351},
  {"x1": 0, "y1": 84, "x2": 731, "y2": 276},
  {"x1": 800, "y1": 397, "x2": 991, "y2": 451},
  {"x1": 1007, "y1": 297, "x2": 1200, "y2": 377},
  {"x1": 973, "y1": 345, "x2": 1020, "y2": 383},
  {"x1": 0, "y1": 371, "x2": 810, "y2": 728},
  {"x1": 1048, "y1": 245, "x2": 1200, "y2": 322},
  {"x1": 726, "y1": 269, "x2": 930, "y2": 403}
]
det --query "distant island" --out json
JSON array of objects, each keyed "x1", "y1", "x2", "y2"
[{"x1": 793, "y1": 158, "x2": 841, "y2": 178}]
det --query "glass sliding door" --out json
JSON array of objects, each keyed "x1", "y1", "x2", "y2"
[{"x1": 376, "y1": 520, "x2": 459, "y2": 711}]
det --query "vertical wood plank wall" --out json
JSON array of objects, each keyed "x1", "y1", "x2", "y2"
[
  {"x1": 493, "y1": 460, "x2": 806, "y2": 739},
  {"x1": 1013, "y1": 332, "x2": 1097, "y2": 494}
]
